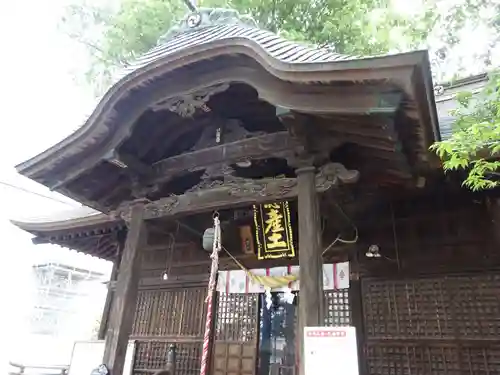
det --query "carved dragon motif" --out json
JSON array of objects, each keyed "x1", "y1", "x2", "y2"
[{"x1": 146, "y1": 195, "x2": 180, "y2": 219}]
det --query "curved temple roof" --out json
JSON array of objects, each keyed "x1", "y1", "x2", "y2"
[
  {"x1": 12, "y1": 8, "x2": 447, "y2": 257},
  {"x1": 11, "y1": 206, "x2": 123, "y2": 260},
  {"x1": 15, "y1": 8, "x2": 438, "y2": 199},
  {"x1": 11, "y1": 206, "x2": 115, "y2": 232},
  {"x1": 17, "y1": 8, "x2": 357, "y2": 178},
  {"x1": 12, "y1": 73, "x2": 483, "y2": 238}
]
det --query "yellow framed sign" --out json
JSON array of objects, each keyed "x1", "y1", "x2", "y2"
[{"x1": 253, "y1": 201, "x2": 295, "y2": 260}]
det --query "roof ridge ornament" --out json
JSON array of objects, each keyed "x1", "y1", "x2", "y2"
[{"x1": 158, "y1": 7, "x2": 258, "y2": 44}]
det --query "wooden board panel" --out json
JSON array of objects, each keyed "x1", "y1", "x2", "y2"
[{"x1": 213, "y1": 342, "x2": 256, "y2": 375}]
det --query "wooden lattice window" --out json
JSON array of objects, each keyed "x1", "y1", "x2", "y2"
[
  {"x1": 215, "y1": 293, "x2": 258, "y2": 342},
  {"x1": 366, "y1": 344, "x2": 500, "y2": 375},
  {"x1": 363, "y1": 277, "x2": 455, "y2": 339},
  {"x1": 132, "y1": 287, "x2": 206, "y2": 337},
  {"x1": 324, "y1": 289, "x2": 350, "y2": 327},
  {"x1": 366, "y1": 344, "x2": 461, "y2": 374},
  {"x1": 363, "y1": 274, "x2": 500, "y2": 375},
  {"x1": 448, "y1": 274, "x2": 500, "y2": 339},
  {"x1": 363, "y1": 275, "x2": 500, "y2": 340},
  {"x1": 133, "y1": 341, "x2": 202, "y2": 375}
]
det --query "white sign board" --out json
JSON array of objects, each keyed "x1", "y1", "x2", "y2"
[
  {"x1": 304, "y1": 326, "x2": 359, "y2": 375},
  {"x1": 68, "y1": 340, "x2": 136, "y2": 375}
]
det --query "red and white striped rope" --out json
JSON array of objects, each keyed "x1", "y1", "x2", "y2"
[{"x1": 199, "y1": 215, "x2": 221, "y2": 375}]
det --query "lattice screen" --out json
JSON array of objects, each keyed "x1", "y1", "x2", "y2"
[
  {"x1": 213, "y1": 293, "x2": 259, "y2": 375},
  {"x1": 366, "y1": 344, "x2": 500, "y2": 375},
  {"x1": 449, "y1": 274, "x2": 500, "y2": 339},
  {"x1": 363, "y1": 274, "x2": 500, "y2": 375},
  {"x1": 363, "y1": 275, "x2": 500, "y2": 340},
  {"x1": 215, "y1": 293, "x2": 259, "y2": 342},
  {"x1": 132, "y1": 287, "x2": 206, "y2": 337},
  {"x1": 133, "y1": 341, "x2": 202, "y2": 375},
  {"x1": 324, "y1": 289, "x2": 351, "y2": 326}
]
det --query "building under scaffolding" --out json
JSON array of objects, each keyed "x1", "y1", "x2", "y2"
[{"x1": 30, "y1": 262, "x2": 107, "y2": 337}]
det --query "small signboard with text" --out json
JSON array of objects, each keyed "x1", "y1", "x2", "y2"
[{"x1": 304, "y1": 326, "x2": 359, "y2": 375}]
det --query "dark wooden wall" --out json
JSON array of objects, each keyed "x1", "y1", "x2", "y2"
[
  {"x1": 353, "y1": 190, "x2": 500, "y2": 375},
  {"x1": 104, "y1": 188, "x2": 499, "y2": 375},
  {"x1": 356, "y1": 190, "x2": 499, "y2": 277}
]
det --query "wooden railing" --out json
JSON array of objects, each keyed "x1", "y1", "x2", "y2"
[{"x1": 8, "y1": 362, "x2": 69, "y2": 375}]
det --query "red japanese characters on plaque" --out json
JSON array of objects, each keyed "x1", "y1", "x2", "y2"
[
  {"x1": 304, "y1": 327, "x2": 359, "y2": 375},
  {"x1": 306, "y1": 329, "x2": 347, "y2": 338}
]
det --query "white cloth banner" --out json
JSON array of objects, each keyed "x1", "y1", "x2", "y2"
[{"x1": 217, "y1": 262, "x2": 349, "y2": 294}]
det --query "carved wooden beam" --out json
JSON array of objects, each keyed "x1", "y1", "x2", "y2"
[
  {"x1": 100, "y1": 127, "x2": 345, "y2": 203},
  {"x1": 148, "y1": 131, "x2": 305, "y2": 185},
  {"x1": 113, "y1": 163, "x2": 360, "y2": 221}
]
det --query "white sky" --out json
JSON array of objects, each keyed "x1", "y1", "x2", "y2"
[
  {"x1": 0, "y1": 0, "x2": 110, "y2": 369},
  {"x1": 0, "y1": 0, "x2": 498, "y2": 370}
]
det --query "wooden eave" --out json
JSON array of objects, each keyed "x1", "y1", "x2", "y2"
[
  {"x1": 15, "y1": 23, "x2": 438, "y2": 211},
  {"x1": 11, "y1": 210, "x2": 124, "y2": 260}
]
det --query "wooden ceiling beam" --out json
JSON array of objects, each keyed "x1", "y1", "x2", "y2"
[
  {"x1": 325, "y1": 131, "x2": 399, "y2": 152},
  {"x1": 315, "y1": 117, "x2": 397, "y2": 140},
  {"x1": 148, "y1": 131, "x2": 304, "y2": 185}
]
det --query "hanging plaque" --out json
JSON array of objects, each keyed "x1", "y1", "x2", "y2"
[{"x1": 253, "y1": 201, "x2": 295, "y2": 260}]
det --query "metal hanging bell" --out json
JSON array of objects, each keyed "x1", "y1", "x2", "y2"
[{"x1": 202, "y1": 228, "x2": 215, "y2": 251}]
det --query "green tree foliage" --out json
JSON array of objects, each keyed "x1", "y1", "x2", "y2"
[
  {"x1": 59, "y1": 0, "x2": 444, "y2": 93},
  {"x1": 62, "y1": 0, "x2": 499, "y2": 94},
  {"x1": 430, "y1": 72, "x2": 500, "y2": 191}
]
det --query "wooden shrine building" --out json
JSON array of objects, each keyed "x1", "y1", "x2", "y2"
[{"x1": 12, "y1": 8, "x2": 500, "y2": 375}]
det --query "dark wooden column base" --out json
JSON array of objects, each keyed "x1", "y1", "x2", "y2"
[{"x1": 103, "y1": 203, "x2": 147, "y2": 375}]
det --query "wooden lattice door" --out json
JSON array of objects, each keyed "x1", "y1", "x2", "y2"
[
  {"x1": 131, "y1": 287, "x2": 207, "y2": 375},
  {"x1": 213, "y1": 293, "x2": 259, "y2": 375},
  {"x1": 362, "y1": 274, "x2": 500, "y2": 375}
]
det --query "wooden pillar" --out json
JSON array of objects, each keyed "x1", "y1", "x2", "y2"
[
  {"x1": 98, "y1": 261, "x2": 118, "y2": 340},
  {"x1": 296, "y1": 165, "x2": 324, "y2": 375},
  {"x1": 98, "y1": 233, "x2": 125, "y2": 340},
  {"x1": 103, "y1": 204, "x2": 147, "y2": 375},
  {"x1": 349, "y1": 254, "x2": 366, "y2": 375}
]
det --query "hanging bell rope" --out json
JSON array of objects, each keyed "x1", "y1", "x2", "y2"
[{"x1": 199, "y1": 213, "x2": 221, "y2": 375}]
